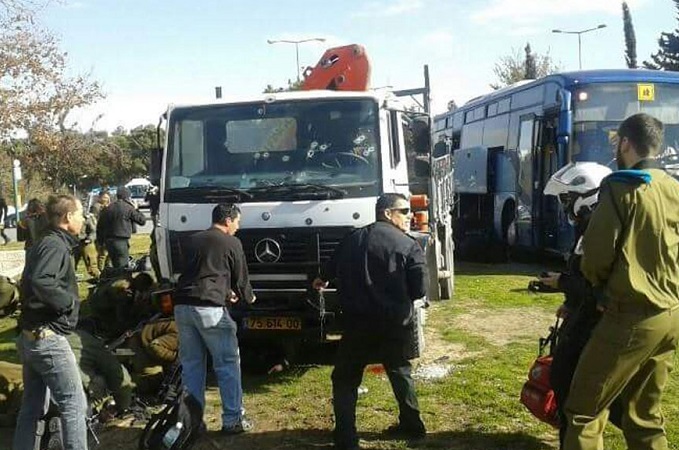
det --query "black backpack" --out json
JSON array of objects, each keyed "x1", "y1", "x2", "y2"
[{"x1": 138, "y1": 387, "x2": 203, "y2": 450}]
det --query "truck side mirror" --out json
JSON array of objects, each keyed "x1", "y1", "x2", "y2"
[
  {"x1": 410, "y1": 118, "x2": 431, "y2": 155},
  {"x1": 150, "y1": 148, "x2": 162, "y2": 186}
]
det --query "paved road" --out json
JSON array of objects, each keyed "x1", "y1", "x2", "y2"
[{"x1": 3, "y1": 209, "x2": 154, "y2": 242}]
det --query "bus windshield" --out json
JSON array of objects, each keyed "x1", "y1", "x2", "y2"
[
  {"x1": 572, "y1": 82, "x2": 679, "y2": 174},
  {"x1": 165, "y1": 99, "x2": 380, "y2": 202}
]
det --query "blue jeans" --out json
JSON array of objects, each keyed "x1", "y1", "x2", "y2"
[
  {"x1": 14, "y1": 333, "x2": 88, "y2": 450},
  {"x1": 175, "y1": 305, "x2": 243, "y2": 428}
]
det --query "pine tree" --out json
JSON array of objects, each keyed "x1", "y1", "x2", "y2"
[
  {"x1": 622, "y1": 2, "x2": 637, "y2": 68},
  {"x1": 525, "y1": 43, "x2": 537, "y2": 79},
  {"x1": 644, "y1": 0, "x2": 679, "y2": 70}
]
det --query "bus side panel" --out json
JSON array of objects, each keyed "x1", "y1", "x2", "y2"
[{"x1": 453, "y1": 147, "x2": 489, "y2": 194}]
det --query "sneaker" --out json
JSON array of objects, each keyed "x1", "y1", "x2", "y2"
[
  {"x1": 384, "y1": 423, "x2": 426, "y2": 440},
  {"x1": 221, "y1": 418, "x2": 253, "y2": 435}
]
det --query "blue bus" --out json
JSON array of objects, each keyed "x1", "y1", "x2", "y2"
[{"x1": 434, "y1": 70, "x2": 679, "y2": 258}]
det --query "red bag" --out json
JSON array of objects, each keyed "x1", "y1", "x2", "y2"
[{"x1": 520, "y1": 319, "x2": 560, "y2": 428}]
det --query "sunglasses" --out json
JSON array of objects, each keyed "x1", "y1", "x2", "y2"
[{"x1": 390, "y1": 207, "x2": 411, "y2": 215}]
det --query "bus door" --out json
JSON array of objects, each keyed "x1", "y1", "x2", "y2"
[
  {"x1": 515, "y1": 116, "x2": 537, "y2": 248},
  {"x1": 533, "y1": 115, "x2": 561, "y2": 252}
]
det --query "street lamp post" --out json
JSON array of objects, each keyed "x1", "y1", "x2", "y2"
[
  {"x1": 552, "y1": 24, "x2": 607, "y2": 70},
  {"x1": 267, "y1": 38, "x2": 326, "y2": 82}
]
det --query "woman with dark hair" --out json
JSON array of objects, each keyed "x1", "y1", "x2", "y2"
[{"x1": 18, "y1": 198, "x2": 48, "y2": 251}]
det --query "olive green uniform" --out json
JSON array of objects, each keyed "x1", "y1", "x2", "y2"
[
  {"x1": 66, "y1": 329, "x2": 135, "y2": 411},
  {"x1": 565, "y1": 167, "x2": 679, "y2": 450},
  {"x1": 91, "y1": 202, "x2": 109, "y2": 271},
  {"x1": 74, "y1": 212, "x2": 100, "y2": 279},
  {"x1": 0, "y1": 361, "x2": 23, "y2": 427},
  {"x1": 89, "y1": 276, "x2": 155, "y2": 339},
  {"x1": 0, "y1": 276, "x2": 18, "y2": 317},
  {"x1": 128, "y1": 319, "x2": 179, "y2": 394}
]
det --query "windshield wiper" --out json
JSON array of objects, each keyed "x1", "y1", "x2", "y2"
[
  {"x1": 247, "y1": 183, "x2": 346, "y2": 198},
  {"x1": 169, "y1": 185, "x2": 253, "y2": 199}
]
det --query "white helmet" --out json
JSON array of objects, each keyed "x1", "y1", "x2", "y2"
[{"x1": 544, "y1": 162, "x2": 612, "y2": 222}]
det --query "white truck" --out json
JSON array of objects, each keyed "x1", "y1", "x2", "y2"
[{"x1": 150, "y1": 47, "x2": 453, "y2": 357}]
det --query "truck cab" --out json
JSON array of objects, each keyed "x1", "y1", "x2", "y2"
[{"x1": 152, "y1": 76, "x2": 453, "y2": 357}]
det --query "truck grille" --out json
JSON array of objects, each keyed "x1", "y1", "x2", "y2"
[{"x1": 168, "y1": 227, "x2": 353, "y2": 275}]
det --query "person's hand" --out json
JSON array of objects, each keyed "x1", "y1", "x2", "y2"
[
  {"x1": 312, "y1": 277, "x2": 328, "y2": 291},
  {"x1": 556, "y1": 303, "x2": 570, "y2": 319},
  {"x1": 538, "y1": 271, "x2": 561, "y2": 289},
  {"x1": 228, "y1": 291, "x2": 239, "y2": 304},
  {"x1": 248, "y1": 294, "x2": 257, "y2": 304}
]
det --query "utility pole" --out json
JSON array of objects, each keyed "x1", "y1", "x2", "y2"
[
  {"x1": 552, "y1": 24, "x2": 607, "y2": 70},
  {"x1": 267, "y1": 38, "x2": 326, "y2": 82},
  {"x1": 11, "y1": 159, "x2": 21, "y2": 223}
]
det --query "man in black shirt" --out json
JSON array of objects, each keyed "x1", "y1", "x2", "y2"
[
  {"x1": 313, "y1": 193, "x2": 427, "y2": 450},
  {"x1": 174, "y1": 203, "x2": 255, "y2": 435},
  {"x1": 14, "y1": 195, "x2": 88, "y2": 450},
  {"x1": 97, "y1": 186, "x2": 146, "y2": 269}
]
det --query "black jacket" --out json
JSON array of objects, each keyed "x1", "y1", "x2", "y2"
[
  {"x1": 19, "y1": 228, "x2": 80, "y2": 335},
  {"x1": 175, "y1": 227, "x2": 254, "y2": 307},
  {"x1": 97, "y1": 199, "x2": 145, "y2": 240},
  {"x1": 321, "y1": 221, "x2": 427, "y2": 330}
]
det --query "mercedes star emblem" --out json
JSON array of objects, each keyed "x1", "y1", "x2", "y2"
[{"x1": 254, "y1": 238, "x2": 282, "y2": 263}]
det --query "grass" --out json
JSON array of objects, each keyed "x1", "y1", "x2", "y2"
[{"x1": 1, "y1": 238, "x2": 678, "y2": 449}]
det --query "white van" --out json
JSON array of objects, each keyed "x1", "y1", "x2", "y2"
[{"x1": 125, "y1": 178, "x2": 152, "y2": 209}]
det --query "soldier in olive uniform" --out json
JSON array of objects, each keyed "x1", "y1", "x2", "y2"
[
  {"x1": 66, "y1": 329, "x2": 135, "y2": 413},
  {"x1": 91, "y1": 192, "x2": 111, "y2": 272},
  {"x1": 127, "y1": 318, "x2": 179, "y2": 395},
  {"x1": 0, "y1": 276, "x2": 18, "y2": 317},
  {"x1": 74, "y1": 211, "x2": 100, "y2": 280},
  {"x1": 0, "y1": 361, "x2": 23, "y2": 427},
  {"x1": 564, "y1": 113, "x2": 679, "y2": 450},
  {"x1": 88, "y1": 272, "x2": 156, "y2": 339}
]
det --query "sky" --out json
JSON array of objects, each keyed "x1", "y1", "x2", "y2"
[{"x1": 39, "y1": 0, "x2": 676, "y2": 131}]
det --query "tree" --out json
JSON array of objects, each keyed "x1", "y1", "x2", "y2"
[
  {"x1": 524, "y1": 43, "x2": 538, "y2": 79},
  {"x1": 622, "y1": 2, "x2": 638, "y2": 69},
  {"x1": 491, "y1": 43, "x2": 560, "y2": 89},
  {"x1": 263, "y1": 79, "x2": 303, "y2": 93},
  {"x1": 1, "y1": 0, "x2": 103, "y2": 193},
  {"x1": 0, "y1": 20, "x2": 102, "y2": 139},
  {"x1": 644, "y1": 0, "x2": 679, "y2": 70}
]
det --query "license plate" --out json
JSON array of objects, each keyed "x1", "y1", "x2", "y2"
[{"x1": 244, "y1": 317, "x2": 302, "y2": 330}]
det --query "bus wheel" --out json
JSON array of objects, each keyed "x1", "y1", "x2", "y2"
[{"x1": 499, "y1": 202, "x2": 516, "y2": 261}]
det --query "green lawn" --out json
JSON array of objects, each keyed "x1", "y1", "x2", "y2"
[{"x1": 1, "y1": 239, "x2": 678, "y2": 449}]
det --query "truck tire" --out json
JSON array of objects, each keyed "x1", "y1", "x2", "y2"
[{"x1": 404, "y1": 301, "x2": 426, "y2": 360}]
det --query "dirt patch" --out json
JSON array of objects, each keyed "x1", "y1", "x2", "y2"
[
  {"x1": 453, "y1": 307, "x2": 555, "y2": 346},
  {"x1": 419, "y1": 307, "x2": 480, "y2": 364}
]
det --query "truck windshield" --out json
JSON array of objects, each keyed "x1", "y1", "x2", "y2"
[
  {"x1": 572, "y1": 82, "x2": 679, "y2": 175},
  {"x1": 165, "y1": 98, "x2": 381, "y2": 202}
]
